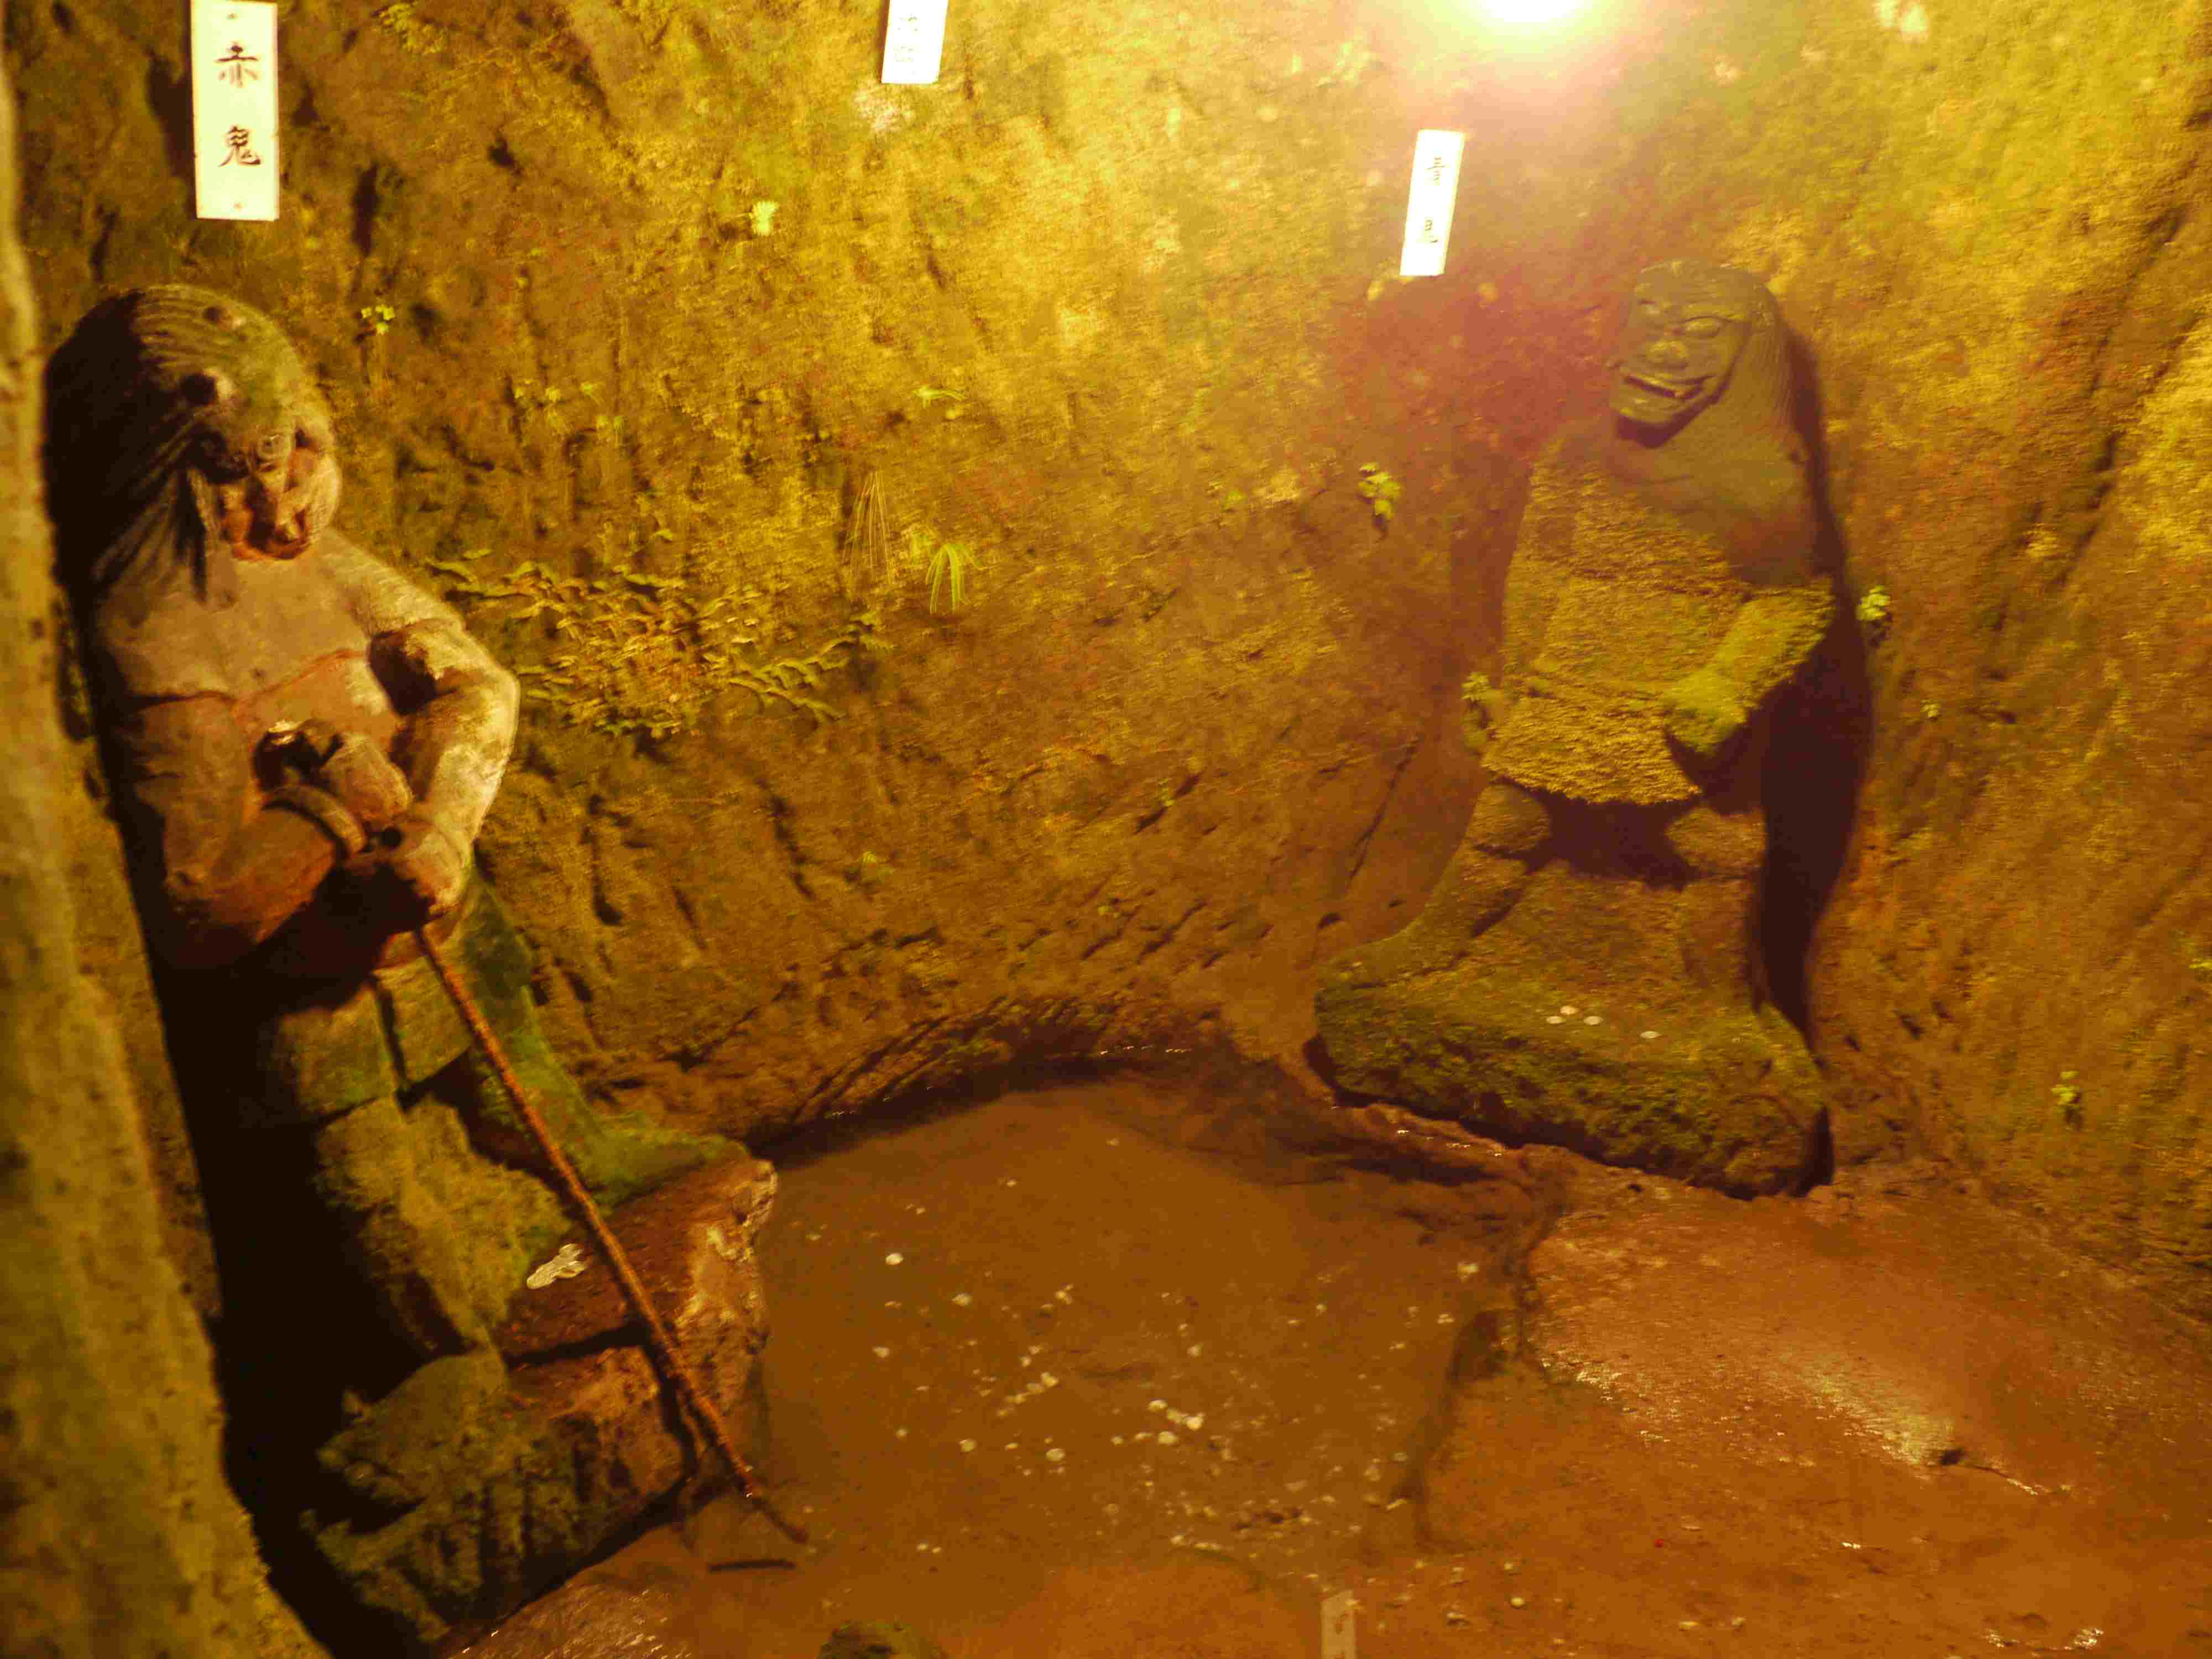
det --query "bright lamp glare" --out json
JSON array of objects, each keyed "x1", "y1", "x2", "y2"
[{"x1": 1477, "y1": 0, "x2": 1587, "y2": 22}]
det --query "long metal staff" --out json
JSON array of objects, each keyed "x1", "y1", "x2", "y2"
[{"x1": 415, "y1": 926, "x2": 810, "y2": 1547}]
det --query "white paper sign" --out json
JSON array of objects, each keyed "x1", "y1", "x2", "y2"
[
  {"x1": 192, "y1": 0, "x2": 279, "y2": 221},
  {"x1": 882, "y1": 0, "x2": 948, "y2": 85},
  {"x1": 1321, "y1": 1589, "x2": 1357, "y2": 1659},
  {"x1": 1398, "y1": 129, "x2": 1465, "y2": 278}
]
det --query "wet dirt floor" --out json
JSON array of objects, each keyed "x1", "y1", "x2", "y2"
[{"x1": 539, "y1": 1076, "x2": 2212, "y2": 1659}]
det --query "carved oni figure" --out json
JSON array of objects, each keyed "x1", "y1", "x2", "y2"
[
  {"x1": 46, "y1": 286, "x2": 706, "y2": 1359},
  {"x1": 1328, "y1": 260, "x2": 1832, "y2": 1009}
]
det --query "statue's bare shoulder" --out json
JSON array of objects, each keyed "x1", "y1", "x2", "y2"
[{"x1": 314, "y1": 532, "x2": 468, "y2": 640}]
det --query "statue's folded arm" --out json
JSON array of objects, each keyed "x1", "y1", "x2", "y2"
[
  {"x1": 348, "y1": 546, "x2": 520, "y2": 861},
  {"x1": 1700, "y1": 577, "x2": 1833, "y2": 717},
  {"x1": 107, "y1": 693, "x2": 345, "y2": 969}
]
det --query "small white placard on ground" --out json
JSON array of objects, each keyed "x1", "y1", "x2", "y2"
[
  {"x1": 191, "y1": 0, "x2": 279, "y2": 221},
  {"x1": 1321, "y1": 1589, "x2": 1357, "y2": 1659},
  {"x1": 882, "y1": 0, "x2": 948, "y2": 85},
  {"x1": 1398, "y1": 129, "x2": 1465, "y2": 278}
]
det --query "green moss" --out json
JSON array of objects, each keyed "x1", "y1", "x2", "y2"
[
  {"x1": 1316, "y1": 959, "x2": 1825, "y2": 1197},
  {"x1": 446, "y1": 888, "x2": 731, "y2": 1209},
  {"x1": 311, "y1": 1350, "x2": 640, "y2": 1647}
]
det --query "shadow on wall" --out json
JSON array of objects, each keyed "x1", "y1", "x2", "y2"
[{"x1": 1760, "y1": 328, "x2": 1869, "y2": 1041}]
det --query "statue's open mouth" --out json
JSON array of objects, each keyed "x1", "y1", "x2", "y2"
[
  {"x1": 1619, "y1": 371, "x2": 1706, "y2": 402},
  {"x1": 232, "y1": 517, "x2": 312, "y2": 562}
]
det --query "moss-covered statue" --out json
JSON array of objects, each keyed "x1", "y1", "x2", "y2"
[
  {"x1": 47, "y1": 288, "x2": 771, "y2": 1647},
  {"x1": 1316, "y1": 260, "x2": 1833, "y2": 1194}
]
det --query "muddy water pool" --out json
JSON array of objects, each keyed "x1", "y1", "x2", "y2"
[
  {"x1": 639, "y1": 1074, "x2": 1527, "y2": 1656},
  {"x1": 568, "y1": 1076, "x2": 2212, "y2": 1659}
]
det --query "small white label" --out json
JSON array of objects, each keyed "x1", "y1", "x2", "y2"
[
  {"x1": 1398, "y1": 129, "x2": 1465, "y2": 278},
  {"x1": 191, "y1": 0, "x2": 279, "y2": 221},
  {"x1": 881, "y1": 0, "x2": 948, "y2": 85},
  {"x1": 1321, "y1": 1589, "x2": 1357, "y2": 1659}
]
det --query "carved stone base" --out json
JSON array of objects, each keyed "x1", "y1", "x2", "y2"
[
  {"x1": 307, "y1": 1155, "x2": 777, "y2": 1653},
  {"x1": 1318, "y1": 855, "x2": 1827, "y2": 1196}
]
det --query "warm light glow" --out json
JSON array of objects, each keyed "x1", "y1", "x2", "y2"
[{"x1": 1475, "y1": 0, "x2": 1587, "y2": 23}]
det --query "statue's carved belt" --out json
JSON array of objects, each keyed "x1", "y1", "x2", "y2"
[{"x1": 1485, "y1": 676, "x2": 1703, "y2": 808}]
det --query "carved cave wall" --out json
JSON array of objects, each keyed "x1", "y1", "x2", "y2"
[{"x1": 4, "y1": 5, "x2": 2211, "y2": 1635}]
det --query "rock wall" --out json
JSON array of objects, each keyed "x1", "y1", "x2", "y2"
[
  {"x1": 1404, "y1": 0, "x2": 2212, "y2": 1311},
  {"x1": 1649, "y1": 0, "x2": 2212, "y2": 1307},
  {"x1": 0, "y1": 46, "x2": 325, "y2": 1659},
  {"x1": 7, "y1": 0, "x2": 2210, "y2": 1352},
  {"x1": 8, "y1": 0, "x2": 1531, "y2": 1246}
]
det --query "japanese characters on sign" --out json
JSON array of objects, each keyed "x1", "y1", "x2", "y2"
[
  {"x1": 881, "y1": 0, "x2": 948, "y2": 86},
  {"x1": 1398, "y1": 129, "x2": 1465, "y2": 279},
  {"x1": 191, "y1": 0, "x2": 279, "y2": 221}
]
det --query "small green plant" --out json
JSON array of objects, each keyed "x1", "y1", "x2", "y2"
[
  {"x1": 2185, "y1": 941, "x2": 2212, "y2": 980},
  {"x1": 1357, "y1": 464, "x2": 1402, "y2": 525},
  {"x1": 573, "y1": 382, "x2": 624, "y2": 438},
  {"x1": 1856, "y1": 585, "x2": 1892, "y2": 634},
  {"x1": 427, "y1": 541, "x2": 890, "y2": 738},
  {"x1": 842, "y1": 468, "x2": 897, "y2": 586},
  {"x1": 915, "y1": 387, "x2": 966, "y2": 417},
  {"x1": 509, "y1": 379, "x2": 570, "y2": 434},
  {"x1": 372, "y1": 1, "x2": 445, "y2": 53},
  {"x1": 357, "y1": 301, "x2": 397, "y2": 340},
  {"x1": 748, "y1": 200, "x2": 778, "y2": 237},
  {"x1": 2050, "y1": 1070, "x2": 2083, "y2": 1125},
  {"x1": 919, "y1": 530, "x2": 980, "y2": 614}
]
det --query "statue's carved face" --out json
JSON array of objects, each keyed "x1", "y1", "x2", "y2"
[
  {"x1": 1605, "y1": 269, "x2": 1752, "y2": 433},
  {"x1": 184, "y1": 383, "x2": 338, "y2": 562},
  {"x1": 174, "y1": 304, "x2": 341, "y2": 562}
]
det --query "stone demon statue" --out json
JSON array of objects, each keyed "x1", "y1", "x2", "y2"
[
  {"x1": 1317, "y1": 260, "x2": 1834, "y2": 1194},
  {"x1": 46, "y1": 285, "x2": 714, "y2": 1358},
  {"x1": 45, "y1": 289, "x2": 785, "y2": 1645}
]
